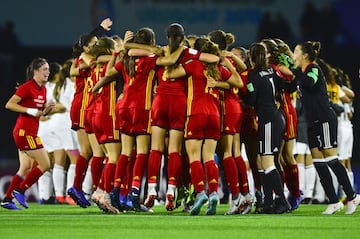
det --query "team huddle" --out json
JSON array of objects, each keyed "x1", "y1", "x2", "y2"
[{"x1": 1, "y1": 18, "x2": 359, "y2": 215}]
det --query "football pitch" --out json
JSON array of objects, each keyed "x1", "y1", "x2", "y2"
[{"x1": 0, "y1": 203, "x2": 359, "y2": 239}]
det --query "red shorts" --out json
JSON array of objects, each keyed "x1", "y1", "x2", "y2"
[
  {"x1": 84, "y1": 109, "x2": 95, "y2": 134},
  {"x1": 221, "y1": 112, "x2": 243, "y2": 135},
  {"x1": 151, "y1": 94, "x2": 187, "y2": 130},
  {"x1": 282, "y1": 104, "x2": 298, "y2": 140},
  {"x1": 13, "y1": 128, "x2": 43, "y2": 150},
  {"x1": 93, "y1": 112, "x2": 120, "y2": 144},
  {"x1": 117, "y1": 108, "x2": 151, "y2": 136},
  {"x1": 185, "y1": 114, "x2": 220, "y2": 140},
  {"x1": 70, "y1": 94, "x2": 87, "y2": 131}
]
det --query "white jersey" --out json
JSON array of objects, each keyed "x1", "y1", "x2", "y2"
[
  {"x1": 337, "y1": 101, "x2": 353, "y2": 160},
  {"x1": 38, "y1": 78, "x2": 79, "y2": 152}
]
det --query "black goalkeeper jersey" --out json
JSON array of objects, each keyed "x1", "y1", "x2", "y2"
[
  {"x1": 296, "y1": 63, "x2": 336, "y2": 125},
  {"x1": 245, "y1": 66, "x2": 297, "y2": 123}
]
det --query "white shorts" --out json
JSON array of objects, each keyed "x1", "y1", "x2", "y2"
[
  {"x1": 337, "y1": 122, "x2": 353, "y2": 160},
  {"x1": 294, "y1": 141, "x2": 311, "y2": 155},
  {"x1": 39, "y1": 126, "x2": 79, "y2": 152}
]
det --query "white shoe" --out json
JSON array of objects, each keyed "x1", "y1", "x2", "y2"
[
  {"x1": 239, "y1": 193, "x2": 254, "y2": 214},
  {"x1": 322, "y1": 201, "x2": 344, "y2": 214},
  {"x1": 225, "y1": 194, "x2": 245, "y2": 215},
  {"x1": 345, "y1": 195, "x2": 360, "y2": 215}
]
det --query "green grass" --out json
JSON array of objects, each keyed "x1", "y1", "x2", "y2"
[{"x1": 0, "y1": 203, "x2": 359, "y2": 239}]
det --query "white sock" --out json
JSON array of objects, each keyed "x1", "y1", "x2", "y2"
[
  {"x1": 38, "y1": 171, "x2": 53, "y2": 200},
  {"x1": 298, "y1": 163, "x2": 305, "y2": 193},
  {"x1": 52, "y1": 164, "x2": 65, "y2": 197},
  {"x1": 148, "y1": 183, "x2": 157, "y2": 196},
  {"x1": 167, "y1": 184, "x2": 176, "y2": 196},
  {"x1": 304, "y1": 164, "x2": 316, "y2": 199},
  {"x1": 66, "y1": 164, "x2": 75, "y2": 191},
  {"x1": 247, "y1": 169, "x2": 255, "y2": 197},
  {"x1": 348, "y1": 171, "x2": 354, "y2": 189},
  {"x1": 82, "y1": 166, "x2": 93, "y2": 199}
]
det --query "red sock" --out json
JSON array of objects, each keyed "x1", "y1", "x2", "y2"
[
  {"x1": 147, "y1": 150, "x2": 162, "y2": 184},
  {"x1": 114, "y1": 154, "x2": 129, "y2": 188},
  {"x1": 103, "y1": 162, "x2": 116, "y2": 193},
  {"x1": 204, "y1": 160, "x2": 219, "y2": 193},
  {"x1": 235, "y1": 155, "x2": 249, "y2": 194},
  {"x1": 74, "y1": 155, "x2": 89, "y2": 190},
  {"x1": 5, "y1": 174, "x2": 23, "y2": 199},
  {"x1": 98, "y1": 167, "x2": 105, "y2": 190},
  {"x1": 19, "y1": 167, "x2": 43, "y2": 191},
  {"x1": 285, "y1": 165, "x2": 300, "y2": 197},
  {"x1": 222, "y1": 156, "x2": 240, "y2": 196},
  {"x1": 167, "y1": 152, "x2": 182, "y2": 187},
  {"x1": 132, "y1": 153, "x2": 148, "y2": 190},
  {"x1": 189, "y1": 161, "x2": 205, "y2": 193},
  {"x1": 90, "y1": 156, "x2": 104, "y2": 190}
]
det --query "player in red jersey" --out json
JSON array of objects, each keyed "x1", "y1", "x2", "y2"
[
  {"x1": 208, "y1": 30, "x2": 254, "y2": 215},
  {"x1": 88, "y1": 36, "x2": 121, "y2": 214},
  {"x1": 232, "y1": 47, "x2": 264, "y2": 212},
  {"x1": 167, "y1": 37, "x2": 242, "y2": 215},
  {"x1": 67, "y1": 19, "x2": 113, "y2": 208},
  {"x1": 1, "y1": 58, "x2": 55, "y2": 210},
  {"x1": 102, "y1": 27, "x2": 176, "y2": 211},
  {"x1": 137, "y1": 23, "x2": 219, "y2": 212}
]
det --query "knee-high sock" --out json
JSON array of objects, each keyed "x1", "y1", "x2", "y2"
[
  {"x1": 52, "y1": 164, "x2": 65, "y2": 197},
  {"x1": 103, "y1": 162, "x2": 116, "y2": 193},
  {"x1": 5, "y1": 174, "x2": 23, "y2": 200},
  {"x1": 204, "y1": 160, "x2": 219, "y2": 194},
  {"x1": 20, "y1": 167, "x2": 44, "y2": 192},
  {"x1": 38, "y1": 170, "x2": 53, "y2": 200},
  {"x1": 234, "y1": 155, "x2": 249, "y2": 194},
  {"x1": 265, "y1": 166, "x2": 286, "y2": 204},
  {"x1": 90, "y1": 156, "x2": 104, "y2": 190},
  {"x1": 313, "y1": 162, "x2": 338, "y2": 203},
  {"x1": 66, "y1": 164, "x2": 75, "y2": 191},
  {"x1": 147, "y1": 150, "x2": 162, "y2": 185},
  {"x1": 328, "y1": 159, "x2": 356, "y2": 201},
  {"x1": 297, "y1": 163, "x2": 305, "y2": 193},
  {"x1": 222, "y1": 156, "x2": 240, "y2": 196},
  {"x1": 73, "y1": 155, "x2": 88, "y2": 191},
  {"x1": 114, "y1": 154, "x2": 129, "y2": 188},
  {"x1": 190, "y1": 161, "x2": 205, "y2": 193},
  {"x1": 304, "y1": 164, "x2": 316, "y2": 199},
  {"x1": 82, "y1": 166, "x2": 93, "y2": 197},
  {"x1": 284, "y1": 164, "x2": 300, "y2": 197},
  {"x1": 131, "y1": 153, "x2": 148, "y2": 190},
  {"x1": 167, "y1": 152, "x2": 182, "y2": 188}
]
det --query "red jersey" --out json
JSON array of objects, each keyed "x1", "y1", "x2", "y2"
[
  {"x1": 220, "y1": 56, "x2": 242, "y2": 114},
  {"x1": 73, "y1": 57, "x2": 91, "y2": 100},
  {"x1": 155, "y1": 47, "x2": 201, "y2": 96},
  {"x1": 272, "y1": 64, "x2": 298, "y2": 139},
  {"x1": 13, "y1": 79, "x2": 47, "y2": 135},
  {"x1": 183, "y1": 59, "x2": 231, "y2": 116},
  {"x1": 70, "y1": 57, "x2": 91, "y2": 129},
  {"x1": 93, "y1": 62, "x2": 118, "y2": 115},
  {"x1": 115, "y1": 54, "x2": 158, "y2": 110}
]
